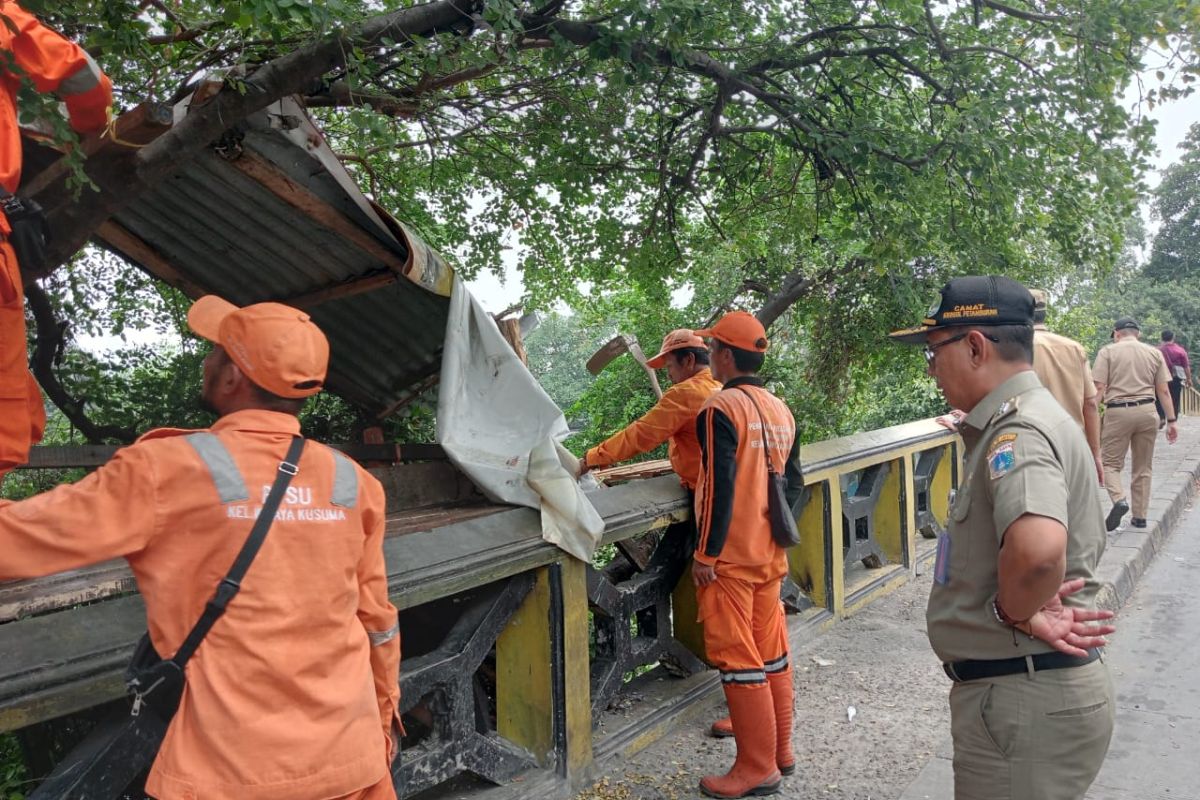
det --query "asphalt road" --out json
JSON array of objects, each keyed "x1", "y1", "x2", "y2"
[{"x1": 1085, "y1": 494, "x2": 1200, "y2": 800}]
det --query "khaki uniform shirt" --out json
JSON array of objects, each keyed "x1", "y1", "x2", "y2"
[
  {"x1": 1092, "y1": 338, "x2": 1169, "y2": 404},
  {"x1": 1032, "y1": 325, "x2": 1096, "y2": 429},
  {"x1": 927, "y1": 371, "x2": 1106, "y2": 662}
]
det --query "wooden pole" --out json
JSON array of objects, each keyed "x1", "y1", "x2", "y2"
[{"x1": 497, "y1": 317, "x2": 527, "y2": 365}]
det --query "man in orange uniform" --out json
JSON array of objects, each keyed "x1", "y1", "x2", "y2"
[
  {"x1": 0, "y1": 296, "x2": 401, "y2": 800},
  {"x1": 0, "y1": 1, "x2": 113, "y2": 480},
  {"x1": 580, "y1": 328, "x2": 722, "y2": 487},
  {"x1": 691, "y1": 311, "x2": 803, "y2": 799}
]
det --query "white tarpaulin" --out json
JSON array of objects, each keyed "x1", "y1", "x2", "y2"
[{"x1": 436, "y1": 277, "x2": 605, "y2": 561}]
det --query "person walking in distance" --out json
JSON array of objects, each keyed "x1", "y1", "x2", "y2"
[
  {"x1": 1028, "y1": 289, "x2": 1103, "y2": 484},
  {"x1": 891, "y1": 276, "x2": 1116, "y2": 800},
  {"x1": 1093, "y1": 317, "x2": 1178, "y2": 531},
  {"x1": 1157, "y1": 329, "x2": 1191, "y2": 426},
  {"x1": 690, "y1": 311, "x2": 803, "y2": 798}
]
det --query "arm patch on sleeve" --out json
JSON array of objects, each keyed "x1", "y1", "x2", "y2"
[{"x1": 987, "y1": 434, "x2": 1017, "y2": 480}]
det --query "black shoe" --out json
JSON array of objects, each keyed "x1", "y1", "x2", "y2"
[
  {"x1": 1131, "y1": 517, "x2": 1148, "y2": 528},
  {"x1": 1106, "y1": 500, "x2": 1129, "y2": 531}
]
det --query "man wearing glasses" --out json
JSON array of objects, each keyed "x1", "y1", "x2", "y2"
[{"x1": 891, "y1": 276, "x2": 1115, "y2": 800}]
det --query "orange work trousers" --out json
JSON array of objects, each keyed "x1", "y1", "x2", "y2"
[
  {"x1": 330, "y1": 774, "x2": 398, "y2": 800},
  {"x1": 697, "y1": 573, "x2": 789, "y2": 682},
  {"x1": 0, "y1": 240, "x2": 45, "y2": 479}
]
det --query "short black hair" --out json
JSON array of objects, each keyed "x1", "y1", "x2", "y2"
[
  {"x1": 668, "y1": 347, "x2": 710, "y2": 366},
  {"x1": 714, "y1": 340, "x2": 765, "y2": 373},
  {"x1": 1163, "y1": 329, "x2": 1175, "y2": 342},
  {"x1": 981, "y1": 324, "x2": 1033, "y2": 363},
  {"x1": 1032, "y1": 307, "x2": 1047, "y2": 324}
]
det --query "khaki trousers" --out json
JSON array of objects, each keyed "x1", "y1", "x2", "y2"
[
  {"x1": 1101, "y1": 404, "x2": 1159, "y2": 517},
  {"x1": 949, "y1": 658, "x2": 1114, "y2": 800}
]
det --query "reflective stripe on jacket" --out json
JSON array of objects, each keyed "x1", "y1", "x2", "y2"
[
  {"x1": 1, "y1": 1, "x2": 113, "y2": 207},
  {"x1": 0, "y1": 409, "x2": 400, "y2": 800},
  {"x1": 585, "y1": 367, "x2": 722, "y2": 488}
]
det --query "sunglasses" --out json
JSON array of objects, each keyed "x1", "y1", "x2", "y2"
[{"x1": 923, "y1": 331, "x2": 998, "y2": 364}]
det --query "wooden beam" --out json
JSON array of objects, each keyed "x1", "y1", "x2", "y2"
[
  {"x1": 228, "y1": 150, "x2": 409, "y2": 274},
  {"x1": 16, "y1": 443, "x2": 446, "y2": 470},
  {"x1": 94, "y1": 220, "x2": 208, "y2": 299},
  {"x1": 277, "y1": 270, "x2": 397, "y2": 309},
  {"x1": 21, "y1": 103, "x2": 174, "y2": 200},
  {"x1": 497, "y1": 317, "x2": 527, "y2": 364}
]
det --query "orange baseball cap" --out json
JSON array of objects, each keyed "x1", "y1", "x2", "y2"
[
  {"x1": 188, "y1": 295, "x2": 330, "y2": 398},
  {"x1": 694, "y1": 311, "x2": 769, "y2": 352},
  {"x1": 646, "y1": 329, "x2": 706, "y2": 368}
]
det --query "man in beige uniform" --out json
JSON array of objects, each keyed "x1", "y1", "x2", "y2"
[
  {"x1": 1029, "y1": 290, "x2": 1102, "y2": 483},
  {"x1": 891, "y1": 276, "x2": 1115, "y2": 800},
  {"x1": 1092, "y1": 317, "x2": 1178, "y2": 531}
]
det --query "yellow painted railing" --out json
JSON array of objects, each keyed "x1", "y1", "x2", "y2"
[
  {"x1": 0, "y1": 419, "x2": 961, "y2": 798},
  {"x1": 496, "y1": 417, "x2": 961, "y2": 794},
  {"x1": 1181, "y1": 385, "x2": 1200, "y2": 417}
]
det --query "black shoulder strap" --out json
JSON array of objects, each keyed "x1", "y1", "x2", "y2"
[
  {"x1": 172, "y1": 435, "x2": 306, "y2": 667},
  {"x1": 735, "y1": 386, "x2": 778, "y2": 475}
]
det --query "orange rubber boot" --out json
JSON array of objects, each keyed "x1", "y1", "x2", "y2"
[
  {"x1": 767, "y1": 669, "x2": 795, "y2": 776},
  {"x1": 710, "y1": 716, "x2": 733, "y2": 738},
  {"x1": 699, "y1": 685, "x2": 781, "y2": 798}
]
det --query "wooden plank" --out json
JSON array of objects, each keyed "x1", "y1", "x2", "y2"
[
  {"x1": 21, "y1": 103, "x2": 173, "y2": 200},
  {"x1": 95, "y1": 220, "x2": 208, "y2": 299},
  {"x1": 277, "y1": 270, "x2": 397, "y2": 310},
  {"x1": 229, "y1": 150, "x2": 408, "y2": 275},
  {"x1": 496, "y1": 318, "x2": 527, "y2": 365},
  {"x1": 593, "y1": 459, "x2": 674, "y2": 484},
  {"x1": 18, "y1": 445, "x2": 117, "y2": 469},
  {"x1": 16, "y1": 443, "x2": 446, "y2": 471},
  {"x1": 0, "y1": 561, "x2": 132, "y2": 624}
]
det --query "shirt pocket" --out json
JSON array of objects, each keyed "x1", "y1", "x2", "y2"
[{"x1": 945, "y1": 487, "x2": 972, "y2": 576}]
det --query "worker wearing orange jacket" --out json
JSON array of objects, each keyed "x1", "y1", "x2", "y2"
[
  {"x1": 692, "y1": 312, "x2": 803, "y2": 799},
  {"x1": 0, "y1": 297, "x2": 401, "y2": 800},
  {"x1": 0, "y1": 1, "x2": 113, "y2": 480},
  {"x1": 580, "y1": 329, "x2": 722, "y2": 489}
]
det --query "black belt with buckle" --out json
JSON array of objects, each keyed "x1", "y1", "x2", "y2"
[
  {"x1": 943, "y1": 648, "x2": 1101, "y2": 682},
  {"x1": 1106, "y1": 398, "x2": 1155, "y2": 408}
]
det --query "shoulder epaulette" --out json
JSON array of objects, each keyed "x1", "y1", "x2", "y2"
[{"x1": 990, "y1": 396, "x2": 1020, "y2": 424}]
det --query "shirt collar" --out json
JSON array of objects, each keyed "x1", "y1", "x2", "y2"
[
  {"x1": 211, "y1": 408, "x2": 303, "y2": 436},
  {"x1": 723, "y1": 375, "x2": 765, "y2": 389},
  {"x1": 962, "y1": 370, "x2": 1040, "y2": 432}
]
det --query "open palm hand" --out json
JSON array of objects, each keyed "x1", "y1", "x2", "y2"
[{"x1": 1024, "y1": 578, "x2": 1115, "y2": 657}]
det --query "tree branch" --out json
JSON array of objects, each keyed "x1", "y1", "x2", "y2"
[
  {"x1": 33, "y1": 0, "x2": 484, "y2": 276},
  {"x1": 25, "y1": 283, "x2": 137, "y2": 444}
]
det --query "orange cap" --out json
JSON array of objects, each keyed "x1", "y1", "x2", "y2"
[
  {"x1": 694, "y1": 311, "x2": 768, "y2": 352},
  {"x1": 646, "y1": 329, "x2": 706, "y2": 368},
  {"x1": 188, "y1": 295, "x2": 330, "y2": 399}
]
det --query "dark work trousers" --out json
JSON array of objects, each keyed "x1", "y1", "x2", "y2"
[{"x1": 1156, "y1": 378, "x2": 1184, "y2": 422}]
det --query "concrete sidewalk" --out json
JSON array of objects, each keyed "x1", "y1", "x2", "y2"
[{"x1": 898, "y1": 417, "x2": 1200, "y2": 800}]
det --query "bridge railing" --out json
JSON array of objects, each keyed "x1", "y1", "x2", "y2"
[
  {"x1": 0, "y1": 419, "x2": 960, "y2": 798},
  {"x1": 1181, "y1": 385, "x2": 1200, "y2": 417}
]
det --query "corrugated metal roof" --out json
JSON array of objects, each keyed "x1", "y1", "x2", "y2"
[{"x1": 99, "y1": 96, "x2": 455, "y2": 419}]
